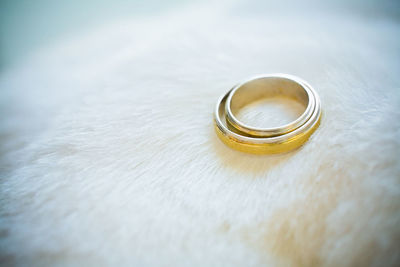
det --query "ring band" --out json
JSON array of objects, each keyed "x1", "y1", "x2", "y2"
[
  {"x1": 214, "y1": 74, "x2": 321, "y2": 154},
  {"x1": 226, "y1": 74, "x2": 315, "y2": 137}
]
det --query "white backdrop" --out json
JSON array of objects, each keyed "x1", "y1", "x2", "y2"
[{"x1": 1, "y1": 0, "x2": 399, "y2": 266}]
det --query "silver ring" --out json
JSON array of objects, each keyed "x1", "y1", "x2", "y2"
[
  {"x1": 214, "y1": 74, "x2": 322, "y2": 154},
  {"x1": 225, "y1": 74, "x2": 315, "y2": 137}
]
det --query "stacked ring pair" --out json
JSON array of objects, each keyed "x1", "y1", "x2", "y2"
[{"x1": 214, "y1": 74, "x2": 321, "y2": 154}]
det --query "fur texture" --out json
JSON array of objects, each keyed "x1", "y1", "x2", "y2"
[{"x1": 1, "y1": 0, "x2": 400, "y2": 266}]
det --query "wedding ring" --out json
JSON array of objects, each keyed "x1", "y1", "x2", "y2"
[
  {"x1": 214, "y1": 74, "x2": 321, "y2": 154},
  {"x1": 226, "y1": 74, "x2": 315, "y2": 137}
]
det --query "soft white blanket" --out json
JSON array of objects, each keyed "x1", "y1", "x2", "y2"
[{"x1": 1, "y1": 0, "x2": 399, "y2": 266}]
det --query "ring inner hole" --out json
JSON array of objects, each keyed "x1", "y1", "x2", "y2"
[
  {"x1": 236, "y1": 97, "x2": 305, "y2": 128},
  {"x1": 231, "y1": 78, "x2": 307, "y2": 128}
]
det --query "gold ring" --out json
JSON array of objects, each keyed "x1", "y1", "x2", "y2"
[{"x1": 214, "y1": 74, "x2": 321, "y2": 154}]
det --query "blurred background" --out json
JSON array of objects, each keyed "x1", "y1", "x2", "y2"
[
  {"x1": 0, "y1": 1, "x2": 399, "y2": 266},
  {"x1": 1, "y1": 0, "x2": 399, "y2": 70},
  {"x1": 0, "y1": 0, "x2": 194, "y2": 69}
]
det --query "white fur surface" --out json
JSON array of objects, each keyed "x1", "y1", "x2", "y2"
[{"x1": 1, "y1": 0, "x2": 400, "y2": 266}]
